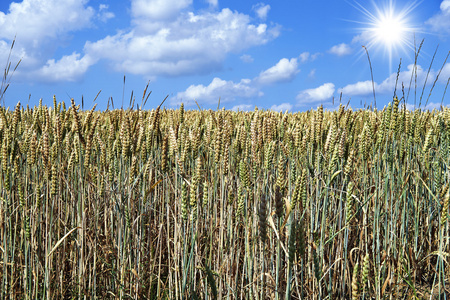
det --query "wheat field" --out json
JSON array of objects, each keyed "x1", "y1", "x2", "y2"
[{"x1": 0, "y1": 95, "x2": 449, "y2": 299}]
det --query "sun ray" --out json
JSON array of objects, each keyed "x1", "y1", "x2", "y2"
[{"x1": 349, "y1": 0, "x2": 423, "y2": 73}]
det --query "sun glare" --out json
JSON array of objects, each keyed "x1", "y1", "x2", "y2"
[
  {"x1": 374, "y1": 14, "x2": 406, "y2": 46},
  {"x1": 351, "y1": 0, "x2": 422, "y2": 72}
]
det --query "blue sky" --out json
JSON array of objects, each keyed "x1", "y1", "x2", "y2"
[{"x1": 0, "y1": 0, "x2": 449, "y2": 111}]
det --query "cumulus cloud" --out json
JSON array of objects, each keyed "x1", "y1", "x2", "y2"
[
  {"x1": 232, "y1": 104, "x2": 253, "y2": 111},
  {"x1": 174, "y1": 55, "x2": 300, "y2": 107},
  {"x1": 328, "y1": 43, "x2": 352, "y2": 56},
  {"x1": 376, "y1": 65, "x2": 416, "y2": 93},
  {"x1": 340, "y1": 80, "x2": 375, "y2": 96},
  {"x1": 426, "y1": 0, "x2": 450, "y2": 33},
  {"x1": 338, "y1": 64, "x2": 438, "y2": 97},
  {"x1": 30, "y1": 53, "x2": 96, "y2": 83},
  {"x1": 0, "y1": 0, "x2": 101, "y2": 83},
  {"x1": 441, "y1": 63, "x2": 450, "y2": 81},
  {"x1": 296, "y1": 83, "x2": 335, "y2": 104},
  {"x1": 240, "y1": 54, "x2": 254, "y2": 63},
  {"x1": 406, "y1": 102, "x2": 444, "y2": 111},
  {"x1": 205, "y1": 0, "x2": 218, "y2": 8},
  {"x1": 378, "y1": 64, "x2": 436, "y2": 91},
  {"x1": 0, "y1": 0, "x2": 94, "y2": 45},
  {"x1": 85, "y1": 7, "x2": 280, "y2": 77},
  {"x1": 131, "y1": 0, "x2": 192, "y2": 21},
  {"x1": 252, "y1": 3, "x2": 271, "y2": 20},
  {"x1": 174, "y1": 77, "x2": 262, "y2": 105},
  {"x1": 299, "y1": 52, "x2": 310, "y2": 63},
  {"x1": 254, "y1": 58, "x2": 299, "y2": 85},
  {"x1": 0, "y1": 0, "x2": 280, "y2": 84},
  {"x1": 98, "y1": 4, "x2": 115, "y2": 22},
  {"x1": 271, "y1": 102, "x2": 293, "y2": 112},
  {"x1": 0, "y1": 39, "x2": 35, "y2": 69},
  {"x1": 299, "y1": 51, "x2": 320, "y2": 63}
]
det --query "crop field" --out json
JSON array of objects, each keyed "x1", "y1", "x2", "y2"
[{"x1": 0, "y1": 96, "x2": 449, "y2": 299}]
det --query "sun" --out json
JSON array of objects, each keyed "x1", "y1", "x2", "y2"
[
  {"x1": 350, "y1": 0, "x2": 422, "y2": 72},
  {"x1": 373, "y1": 12, "x2": 408, "y2": 46}
]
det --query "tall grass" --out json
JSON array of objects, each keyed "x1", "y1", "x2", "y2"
[
  {"x1": 0, "y1": 39, "x2": 450, "y2": 298},
  {"x1": 0, "y1": 94, "x2": 449, "y2": 299}
]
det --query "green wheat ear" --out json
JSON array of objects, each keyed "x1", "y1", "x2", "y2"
[
  {"x1": 352, "y1": 262, "x2": 360, "y2": 300},
  {"x1": 361, "y1": 253, "x2": 370, "y2": 291},
  {"x1": 346, "y1": 181, "x2": 355, "y2": 225},
  {"x1": 181, "y1": 182, "x2": 189, "y2": 221},
  {"x1": 441, "y1": 189, "x2": 450, "y2": 226}
]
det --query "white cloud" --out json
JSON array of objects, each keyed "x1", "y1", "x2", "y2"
[
  {"x1": 98, "y1": 4, "x2": 115, "y2": 22},
  {"x1": 441, "y1": 63, "x2": 450, "y2": 82},
  {"x1": 340, "y1": 80, "x2": 375, "y2": 96},
  {"x1": 174, "y1": 55, "x2": 300, "y2": 107},
  {"x1": 0, "y1": 0, "x2": 280, "y2": 85},
  {"x1": 271, "y1": 103, "x2": 293, "y2": 112},
  {"x1": 30, "y1": 52, "x2": 96, "y2": 83},
  {"x1": 299, "y1": 52, "x2": 310, "y2": 63},
  {"x1": 299, "y1": 51, "x2": 320, "y2": 63},
  {"x1": 0, "y1": 0, "x2": 94, "y2": 45},
  {"x1": 338, "y1": 64, "x2": 443, "y2": 97},
  {"x1": 240, "y1": 54, "x2": 254, "y2": 63},
  {"x1": 174, "y1": 77, "x2": 262, "y2": 105},
  {"x1": 0, "y1": 0, "x2": 101, "y2": 83},
  {"x1": 296, "y1": 83, "x2": 335, "y2": 104},
  {"x1": 232, "y1": 104, "x2": 253, "y2": 111},
  {"x1": 351, "y1": 31, "x2": 371, "y2": 46},
  {"x1": 308, "y1": 69, "x2": 316, "y2": 79},
  {"x1": 205, "y1": 0, "x2": 218, "y2": 8},
  {"x1": 85, "y1": 7, "x2": 280, "y2": 77},
  {"x1": 0, "y1": 40, "x2": 35, "y2": 69},
  {"x1": 406, "y1": 102, "x2": 444, "y2": 111},
  {"x1": 328, "y1": 43, "x2": 352, "y2": 56},
  {"x1": 254, "y1": 58, "x2": 299, "y2": 85},
  {"x1": 378, "y1": 64, "x2": 433, "y2": 93},
  {"x1": 252, "y1": 3, "x2": 270, "y2": 20},
  {"x1": 426, "y1": 0, "x2": 450, "y2": 33},
  {"x1": 131, "y1": 0, "x2": 192, "y2": 21}
]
